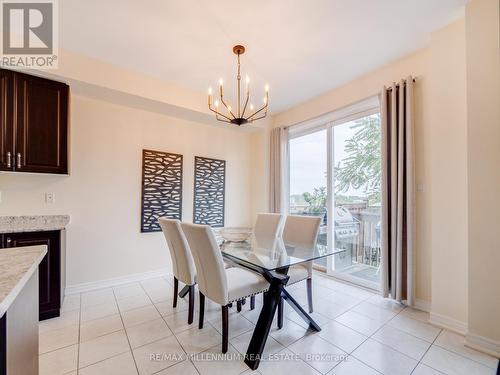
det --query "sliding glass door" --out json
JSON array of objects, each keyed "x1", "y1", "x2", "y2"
[
  {"x1": 288, "y1": 104, "x2": 382, "y2": 290},
  {"x1": 289, "y1": 129, "x2": 328, "y2": 268},
  {"x1": 330, "y1": 113, "x2": 381, "y2": 289}
]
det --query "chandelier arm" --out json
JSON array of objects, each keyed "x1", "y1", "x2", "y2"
[
  {"x1": 220, "y1": 97, "x2": 237, "y2": 119},
  {"x1": 209, "y1": 105, "x2": 233, "y2": 122},
  {"x1": 247, "y1": 103, "x2": 268, "y2": 120},
  {"x1": 250, "y1": 113, "x2": 268, "y2": 122},
  {"x1": 215, "y1": 117, "x2": 233, "y2": 124},
  {"x1": 240, "y1": 90, "x2": 250, "y2": 119}
]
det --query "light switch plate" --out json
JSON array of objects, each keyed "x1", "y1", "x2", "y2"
[{"x1": 45, "y1": 192, "x2": 55, "y2": 204}]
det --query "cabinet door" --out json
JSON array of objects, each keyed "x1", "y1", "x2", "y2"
[
  {"x1": 3, "y1": 231, "x2": 61, "y2": 320},
  {"x1": 15, "y1": 73, "x2": 68, "y2": 174},
  {"x1": 0, "y1": 69, "x2": 14, "y2": 171}
]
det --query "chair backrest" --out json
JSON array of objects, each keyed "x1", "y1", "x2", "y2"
[
  {"x1": 282, "y1": 215, "x2": 321, "y2": 249},
  {"x1": 254, "y1": 213, "x2": 283, "y2": 248},
  {"x1": 181, "y1": 223, "x2": 228, "y2": 305},
  {"x1": 159, "y1": 218, "x2": 196, "y2": 285}
]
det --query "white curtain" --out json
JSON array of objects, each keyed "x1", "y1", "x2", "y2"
[
  {"x1": 269, "y1": 127, "x2": 289, "y2": 214},
  {"x1": 380, "y1": 77, "x2": 416, "y2": 305}
]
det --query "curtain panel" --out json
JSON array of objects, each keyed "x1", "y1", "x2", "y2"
[
  {"x1": 380, "y1": 77, "x2": 416, "y2": 305},
  {"x1": 269, "y1": 127, "x2": 289, "y2": 214}
]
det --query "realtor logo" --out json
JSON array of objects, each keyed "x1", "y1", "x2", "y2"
[{"x1": 1, "y1": 0, "x2": 58, "y2": 69}]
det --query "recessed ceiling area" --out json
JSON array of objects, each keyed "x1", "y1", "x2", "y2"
[{"x1": 60, "y1": 0, "x2": 466, "y2": 113}]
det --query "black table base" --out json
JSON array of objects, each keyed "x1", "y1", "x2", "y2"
[{"x1": 243, "y1": 269, "x2": 322, "y2": 370}]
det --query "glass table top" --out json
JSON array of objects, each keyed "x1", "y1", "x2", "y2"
[{"x1": 220, "y1": 235, "x2": 341, "y2": 271}]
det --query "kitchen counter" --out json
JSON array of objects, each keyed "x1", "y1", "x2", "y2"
[
  {"x1": 0, "y1": 245, "x2": 47, "y2": 317},
  {"x1": 0, "y1": 215, "x2": 70, "y2": 234},
  {"x1": 1, "y1": 245, "x2": 47, "y2": 375}
]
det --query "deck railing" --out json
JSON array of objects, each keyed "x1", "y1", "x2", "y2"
[{"x1": 290, "y1": 203, "x2": 381, "y2": 268}]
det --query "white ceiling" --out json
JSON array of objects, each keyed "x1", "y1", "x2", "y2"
[{"x1": 60, "y1": 0, "x2": 466, "y2": 113}]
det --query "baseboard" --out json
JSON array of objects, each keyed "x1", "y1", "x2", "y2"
[
  {"x1": 414, "y1": 299, "x2": 431, "y2": 313},
  {"x1": 65, "y1": 268, "x2": 171, "y2": 295},
  {"x1": 465, "y1": 333, "x2": 500, "y2": 359},
  {"x1": 429, "y1": 311, "x2": 468, "y2": 335}
]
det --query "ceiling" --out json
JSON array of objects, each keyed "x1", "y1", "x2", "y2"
[{"x1": 60, "y1": 0, "x2": 466, "y2": 114}]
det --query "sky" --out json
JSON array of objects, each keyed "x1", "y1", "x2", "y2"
[{"x1": 289, "y1": 118, "x2": 378, "y2": 197}]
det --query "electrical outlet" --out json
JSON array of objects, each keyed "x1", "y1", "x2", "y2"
[{"x1": 45, "y1": 192, "x2": 55, "y2": 204}]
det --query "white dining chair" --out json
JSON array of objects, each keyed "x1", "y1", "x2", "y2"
[
  {"x1": 181, "y1": 222, "x2": 269, "y2": 353},
  {"x1": 280, "y1": 215, "x2": 321, "y2": 319},
  {"x1": 253, "y1": 213, "x2": 283, "y2": 247},
  {"x1": 249, "y1": 213, "x2": 283, "y2": 310},
  {"x1": 159, "y1": 218, "x2": 197, "y2": 324}
]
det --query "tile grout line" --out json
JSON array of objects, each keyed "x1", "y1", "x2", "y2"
[
  {"x1": 410, "y1": 327, "x2": 443, "y2": 375},
  {"x1": 328, "y1": 298, "x2": 404, "y2": 374},
  {"x1": 76, "y1": 293, "x2": 82, "y2": 375},
  {"x1": 111, "y1": 286, "x2": 141, "y2": 375},
  {"x1": 431, "y1": 339, "x2": 500, "y2": 370},
  {"x1": 139, "y1": 279, "x2": 203, "y2": 375}
]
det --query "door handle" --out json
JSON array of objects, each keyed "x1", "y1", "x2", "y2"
[
  {"x1": 6, "y1": 238, "x2": 11, "y2": 247},
  {"x1": 16, "y1": 153, "x2": 21, "y2": 169},
  {"x1": 6, "y1": 151, "x2": 11, "y2": 168}
]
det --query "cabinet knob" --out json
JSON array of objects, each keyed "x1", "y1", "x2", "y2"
[
  {"x1": 16, "y1": 153, "x2": 21, "y2": 169},
  {"x1": 6, "y1": 151, "x2": 12, "y2": 168}
]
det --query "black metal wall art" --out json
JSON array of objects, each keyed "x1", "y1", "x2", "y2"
[
  {"x1": 141, "y1": 149, "x2": 183, "y2": 232},
  {"x1": 193, "y1": 156, "x2": 226, "y2": 227}
]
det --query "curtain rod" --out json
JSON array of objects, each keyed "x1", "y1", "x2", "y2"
[{"x1": 386, "y1": 77, "x2": 416, "y2": 91}]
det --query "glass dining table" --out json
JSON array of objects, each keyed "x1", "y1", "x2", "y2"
[{"x1": 219, "y1": 235, "x2": 340, "y2": 370}]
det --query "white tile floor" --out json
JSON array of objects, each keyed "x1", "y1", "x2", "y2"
[{"x1": 38, "y1": 272, "x2": 499, "y2": 375}]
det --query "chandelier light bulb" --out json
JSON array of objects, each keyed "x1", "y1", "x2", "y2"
[
  {"x1": 263, "y1": 97, "x2": 267, "y2": 104},
  {"x1": 219, "y1": 78, "x2": 223, "y2": 86},
  {"x1": 215, "y1": 100, "x2": 219, "y2": 107},
  {"x1": 250, "y1": 104, "x2": 254, "y2": 110},
  {"x1": 228, "y1": 105, "x2": 232, "y2": 111},
  {"x1": 246, "y1": 76, "x2": 250, "y2": 84},
  {"x1": 265, "y1": 84, "x2": 269, "y2": 92},
  {"x1": 208, "y1": 87, "x2": 212, "y2": 95}
]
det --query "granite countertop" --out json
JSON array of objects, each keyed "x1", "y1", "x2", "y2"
[
  {"x1": 0, "y1": 245, "x2": 47, "y2": 317},
  {"x1": 0, "y1": 215, "x2": 70, "y2": 234}
]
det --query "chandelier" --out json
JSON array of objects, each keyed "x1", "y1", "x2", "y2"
[{"x1": 208, "y1": 45, "x2": 269, "y2": 125}]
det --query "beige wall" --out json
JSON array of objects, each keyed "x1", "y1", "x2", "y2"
[
  {"x1": 0, "y1": 95, "x2": 255, "y2": 287},
  {"x1": 465, "y1": 0, "x2": 500, "y2": 354},
  {"x1": 428, "y1": 19, "x2": 468, "y2": 332}
]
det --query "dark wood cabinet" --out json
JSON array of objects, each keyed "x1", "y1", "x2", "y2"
[
  {"x1": 0, "y1": 70, "x2": 14, "y2": 172},
  {"x1": 0, "y1": 231, "x2": 61, "y2": 321},
  {"x1": 0, "y1": 69, "x2": 69, "y2": 174}
]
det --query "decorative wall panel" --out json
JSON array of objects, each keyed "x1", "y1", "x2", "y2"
[
  {"x1": 141, "y1": 149, "x2": 183, "y2": 232},
  {"x1": 193, "y1": 156, "x2": 226, "y2": 227}
]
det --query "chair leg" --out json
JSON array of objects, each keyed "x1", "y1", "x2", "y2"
[
  {"x1": 250, "y1": 295, "x2": 255, "y2": 310},
  {"x1": 237, "y1": 300, "x2": 242, "y2": 312},
  {"x1": 198, "y1": 292, "x2": 205, "y2": 329},
  {"x1": 277, "y1": 296, "x2": 284, "y2": 329},
  {"x1": 222, "y1": 305, "x2": 229, "y2": 353},
  {"x1": 173, "y1": 277, "x2": 178, "y2": 308},
  {"x1": 188, "y1": 285, "x2": 195, "y2": 324},
  {"x1": 307, "y1": 278, "x2": 313, "y2": 313}
]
